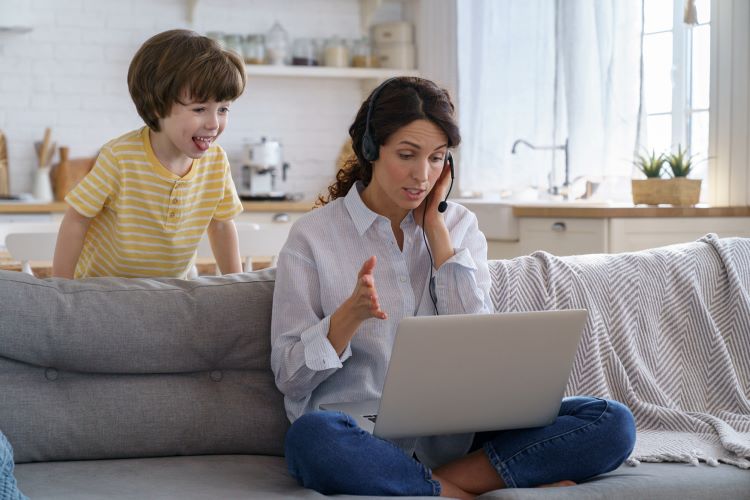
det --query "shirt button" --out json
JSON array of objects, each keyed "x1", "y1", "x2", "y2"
[
  {"x1": 169, "y1": 212, "x2": 176, "y2": 217},
  {"x1": 399, "y1": 276, "x2": 407, "y2": 283},
  {"x1": 172, "y1": 198, "x2": 178, "y2": 203}
]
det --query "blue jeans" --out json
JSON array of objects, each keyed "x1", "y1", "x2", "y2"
[
  {"x1": 1, "y1": 430, "x2": 28, "y2": 500},
  {"x1": 285, "y1": 396, "x2": 635, "y2": 496}
]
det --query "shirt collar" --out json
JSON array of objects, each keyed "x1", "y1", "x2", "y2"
[
  {"x1": 344, "y1": 181, "x2": 418, "y2": 236},
  {"x1": 344, "y1": 181, "x2": 379, "y2": 236}
]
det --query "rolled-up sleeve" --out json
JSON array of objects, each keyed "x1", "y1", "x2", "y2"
[
  {"x1": 434, "y1": 210, "x2": 492, "y2": 315},
  {"x1": 271, "y1": 247, "x2": 351, "y2": 401}
]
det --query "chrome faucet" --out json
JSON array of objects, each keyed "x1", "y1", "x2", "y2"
[{"x1": 511, "y1": 138, "x2": 570, "y2": 198}]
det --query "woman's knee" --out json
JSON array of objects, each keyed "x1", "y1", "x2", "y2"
[
  {"x1": 1, "y1": 431, "x2": 15, "y2": 469},
  {"x1": 285, "y1": 411, "x2": 347, "y2": 454},
  {"x1": 602, "y1": 399, "x2": 636, "y2": 460}
]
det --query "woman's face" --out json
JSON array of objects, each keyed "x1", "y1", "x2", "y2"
[{"x1": 363, "y1": 119, "x2": 448, "y2": 221}]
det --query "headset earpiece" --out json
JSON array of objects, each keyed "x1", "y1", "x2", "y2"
[
  {"x1": 361, "y1": 78, "x2": 398, "y2": 163},
  {"x1": 437, "y1": 152, "x2": 454, "y2": 213},
  {"x1": 361, "y1": 133, "x2": 378, "y2": 162}
]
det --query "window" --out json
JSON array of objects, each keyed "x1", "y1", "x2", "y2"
[{"x1": 643, "y1": 0, "x2": 711, "y2": 180}]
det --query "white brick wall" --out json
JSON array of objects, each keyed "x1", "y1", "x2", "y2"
[{"x1": 0, "y1": 0, "x2": 388, "y2": 199}]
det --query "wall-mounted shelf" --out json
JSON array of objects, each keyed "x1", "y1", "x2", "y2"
[{"x1": 246, "y1": 65, "x2": 419, "y2": 80}]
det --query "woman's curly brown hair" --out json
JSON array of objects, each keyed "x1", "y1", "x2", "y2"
[{"x1": 317, "y1": 77, "x2": 461, "y2": 206}]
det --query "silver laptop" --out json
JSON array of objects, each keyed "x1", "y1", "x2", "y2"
[{"x1": 320, "y1": 310, "x2": 587, "y2": 439}]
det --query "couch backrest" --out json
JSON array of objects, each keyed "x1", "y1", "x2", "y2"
[{"x1": 0, "y1": 268, "x2": 289, "y2": 463}]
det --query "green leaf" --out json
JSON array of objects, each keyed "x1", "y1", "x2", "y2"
[
  {"x1": 633, "y1": 149, "x2": 664, "y2": 178},
  {"x1": 664, "y1": 145, "x2": 696, "y2": 177}
]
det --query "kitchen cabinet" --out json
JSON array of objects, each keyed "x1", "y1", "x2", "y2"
[
  {"x1": 518, "y1": 218, "x2": 608, "y2": 256},
  {"x1": 608, "y1": 217, "x2": 750, "y2": 253},
  {"x1": 0, "y1": 214, "x2": 61, "y2": 247},
  {"x1": 236, "y1": 210, "x2": 304, "y2": 227},
  {"x1": 480, "y1": 212, "x2": 750, "y2": 260}
]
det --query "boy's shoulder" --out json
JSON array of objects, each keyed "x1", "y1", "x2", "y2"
[
  {"x1": 100, "y1": 128, "x2": 147, "y2": 156},
  {"x1": 202, "y1": 142, "x2": 228, "y2": 164}
]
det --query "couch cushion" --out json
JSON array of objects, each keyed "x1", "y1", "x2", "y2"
[
  {"x1": 0, "y1": 269, "x2": 277, "y2": 373},
  {"x1": 14, "y1": 457, "x2": 749, "y2": 500},
  {"x1": 0, "y1": 269, "x2": 289, "y2": 463}
]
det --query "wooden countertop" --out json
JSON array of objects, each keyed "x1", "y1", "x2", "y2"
[
  {"x1": 512, "y1": 204, "x2": 750, "y2": 218},
  {"x1": 0, "y1": 250, "x2": 271, "y2": 277},
  {"x1": 2, "y1": 201, "x2": 748, "y2": 218},
  {"x1": 0, "y1": 200, "x2": 316, "y2": 214}
]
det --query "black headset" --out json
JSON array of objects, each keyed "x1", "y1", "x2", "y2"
[{"x1": 361, "y1": 78, "x2": 454, "y2": 213}]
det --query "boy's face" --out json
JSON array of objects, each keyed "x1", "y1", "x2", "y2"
[{"x1": 158, "y1": 95, "x2": 232, "y2": 159}]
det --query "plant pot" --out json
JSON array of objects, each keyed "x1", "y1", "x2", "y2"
[{"x1": 631, "y1": 178, "x2": 701, "y2": 206}]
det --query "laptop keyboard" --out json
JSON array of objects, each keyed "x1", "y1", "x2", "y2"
[{"x1": 363, "y1": 414, "x2": 378, "y2": 423}]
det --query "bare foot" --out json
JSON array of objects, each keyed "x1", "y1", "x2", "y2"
[
  {"x1": 537, "y1": 480, "x2": 576, "y2": 488},
  {"x1": 433, "y1": 472, "x2": 476, "y2": 500}
]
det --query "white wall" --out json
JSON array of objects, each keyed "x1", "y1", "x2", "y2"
[
  {"x1": 0, "y1": 0, "x2": 384, "y2": 198},
  {"x1": 709, "y1": 0, "x2": 750, "y2": 206}
]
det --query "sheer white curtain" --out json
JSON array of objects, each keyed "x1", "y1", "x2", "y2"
[{"x1": 457, "y1": 0, "x2": 643, "y2": 198}]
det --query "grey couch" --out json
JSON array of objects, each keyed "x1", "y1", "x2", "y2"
[{"x1": 0, "y1": 267, "x2": 747, "y2": 500}]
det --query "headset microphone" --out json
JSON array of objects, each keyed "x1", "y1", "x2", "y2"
[{"x1": 437, "y1": 152, "x2": 454, "y2": 213}]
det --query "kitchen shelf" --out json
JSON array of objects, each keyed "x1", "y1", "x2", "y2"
[{"x1": 245, "y1": 65, "x2": 419, "y2": 80}]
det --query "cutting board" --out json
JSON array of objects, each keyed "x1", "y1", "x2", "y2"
[
  {"x1": 50, "y1": 147, "x2": 95, "y2": 201},
  {"x1": 0, "y1": 130, "x2": 8, "y2": 196}
]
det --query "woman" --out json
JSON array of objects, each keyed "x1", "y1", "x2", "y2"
[{"x1": 271, "y1": 77, "x2": 635, "y2": 498}]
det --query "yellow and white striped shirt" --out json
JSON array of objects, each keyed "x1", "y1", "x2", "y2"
[{"x1": 65, "y1": 127, "x2": 243, "y2": 278}]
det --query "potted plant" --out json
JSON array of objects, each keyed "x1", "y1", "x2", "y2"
[
  {"x1": 631, "y1": 150, "x2": 666, "y2": 205},
  {"x1": 663, "y1": 146, "x2": 701, "y2": 205},
  {"x1": 631, "y1": 146, "x2": 701, "y2": 206}
]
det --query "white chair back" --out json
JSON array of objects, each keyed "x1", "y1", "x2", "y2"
[
  {"x1": 241, "y1": 223, "x2": 290, "y2": 268},
  {"x1": 191, "y1": 222, "x2": 290, "y2": 277},
  {"x1": 5, "y1": 230, "x2": 59, "y2": 275}
]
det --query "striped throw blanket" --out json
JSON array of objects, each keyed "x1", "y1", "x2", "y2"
[{"x1": 489, "y1": 234, "x2": 750, "y2": 469}]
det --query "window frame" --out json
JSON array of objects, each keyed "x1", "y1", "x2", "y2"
[{"x1": 643, "y1": 0, "x2": 710, "y2": 157}]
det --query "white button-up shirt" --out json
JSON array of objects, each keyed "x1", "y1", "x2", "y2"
[{"x1": 271, "y1": 182, "x2": 492, "y2": 468}]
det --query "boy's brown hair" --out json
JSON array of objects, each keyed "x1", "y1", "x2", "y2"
[{"x1": 128, "y1": 29, "x2": 246, "y2": 131}]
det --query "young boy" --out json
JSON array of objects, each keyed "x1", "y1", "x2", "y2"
[{"x1": 52, "y1": 29, "x2": 246, "y2": 278}]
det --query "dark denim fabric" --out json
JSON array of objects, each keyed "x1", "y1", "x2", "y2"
[
  {"x1": 1, "y1": 431, "x2": 28, "y2": 500},
  {"x1": 285, "y1": 396, "x2": 635, "y2": 495}
]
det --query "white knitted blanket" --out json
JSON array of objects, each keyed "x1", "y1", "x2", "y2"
[{"x1": 489, "y1": 234, "x2": 750, "y2": 469}]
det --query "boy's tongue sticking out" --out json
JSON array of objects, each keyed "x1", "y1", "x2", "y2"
[{"x1": 193, "y1": 136, "x2": 212, "y2": 151}]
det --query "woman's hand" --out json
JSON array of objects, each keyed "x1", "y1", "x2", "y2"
[
  {"x1": 413, "y1": 162, "x2": 455, "y2": 269},
  {"x1": 328, "y1": 256, "x2": 387, "y2": 355},
  {"x1": 347, "y1": 255, "x2": 388, "y2": 321},
  {"x1": 414, "y1": 160, "x2": 452, "y2": 231}
]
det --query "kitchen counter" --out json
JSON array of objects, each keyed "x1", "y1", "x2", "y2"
[
  {"x1": 512, "y1": 204, "x2": 750, "y2": 218},
  {"x1": 0, "y1": 200, "x2": 316, "y2": 214},
  {"x1": 0, "y1": 250, "x2": 272, "y2": 277},
  {"x1": 2, "y1": 200, "x2": 747, "y2": 217}
]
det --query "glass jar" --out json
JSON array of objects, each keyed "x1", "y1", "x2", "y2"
[
  {"x1": 223, "y1": 34, "x2": 243, "y2": 57},
  {"x1": 243, "y1": 34, "x2": 265, "y2": 65},
  {"x1": 323, "y1": 36, "x2": 349, "y2": 68},
  {"x1": 292, "y1": 38, "x2": 317, "y2": 66},
  {"x1": 314, "y1": 38, "x2": 327, "y2": 66},
  {"x1": 352, "y1": 37, "x2": 377, "y2": 68},
  {"x1": 265, "y1": 21, "x2": 289, "y2": 65}
]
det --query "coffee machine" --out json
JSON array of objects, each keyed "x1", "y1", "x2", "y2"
[{"x1": 239, "y1": 137, "x2": 290, "y2": 200}]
